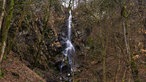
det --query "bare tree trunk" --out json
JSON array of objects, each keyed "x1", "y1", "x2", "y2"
[
  {"x1": 122, "y1": 69, "x2": 127, "y2": 82},
  {"x1": 123, "y1": 21, "x2": 130, "y2": 60},
  {"x1": 0, "y1": 0, "x2": 6, "y2": 31},
  {"x1": 102, "y1": 48, "x2": 106, "y2": 82},
  {"x1": 0, "y1": 42, "x2": 6, "y2": 63},
  {"x1": 115, "y1": 56, "x2": 121, "y2": 82},
  {"x1": 123, "y1": 21, "x2": 140, "y2": 82},
  {"x1": 0, "y1": 0, "x2": 14, "y2": 63},
  {"x1": 101, "y1": 31, "x2": 107, "y2": 82}
]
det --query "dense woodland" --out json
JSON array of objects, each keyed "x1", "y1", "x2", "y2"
[{"x1": 0, "y1": 0, "x2": 146, "y2": 82}]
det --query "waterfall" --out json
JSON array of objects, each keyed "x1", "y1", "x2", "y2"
[
  {"x1": 68, "y1": 10, "x2": 72, "y2": 40},
  {"x1": 60, "y1": 0, "x2": 77, "y2": 81}
]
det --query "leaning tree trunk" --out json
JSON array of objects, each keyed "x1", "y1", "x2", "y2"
[
  {"x1": 0, "y1": 0, "x2": 15, "y2": 63},
  {"x1": 123, "y1": 13, "x2": 140, "y2": 82},
  {"x1": 0, "y1": 0, "x2": 6, "y2": 31},
  {"x1": 121, "y1": 1, "x2": 141, "y2": 81}
]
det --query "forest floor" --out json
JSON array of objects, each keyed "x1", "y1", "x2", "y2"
[
  {"x1": 0, "y1": 52, "x2": 46, "y2": 82},
  {"x1": 0, "y1": 51, "x2": 146, "y2": 82}
]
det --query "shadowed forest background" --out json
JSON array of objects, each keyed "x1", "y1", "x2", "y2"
[{"x1": 0, "y1": 0, "x2": 146, "y2": 82}]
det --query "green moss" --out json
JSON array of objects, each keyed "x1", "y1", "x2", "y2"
[
  {"x1": 0, "y1": 69, "x2": 4, "y2": 78},
  {"x1": 2, "y1": 0, "x2": 14, "y2": 42},
  {"x1": 86, "y1": 37, "x2": 94, "y2": 47},
  {"x1": 121, "y1": 6, "x2": 129, "y2": 18},
  {"x1": 2, "y1": 55, "x2": 7, "y2": 60},
  {"x1": 0, "y1": 0, "x2": 14, "y2": 62}
]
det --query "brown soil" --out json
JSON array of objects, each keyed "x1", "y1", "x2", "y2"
[{"x1": 0, "y1": 52, "x2": 46, "y2": 82}]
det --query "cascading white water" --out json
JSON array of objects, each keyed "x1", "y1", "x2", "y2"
[
  {"x1": 61, "y1": 0, "x2": 75, "y2": 72},
  {"x1": 60, "y1": 0, "x2": 77, "y2": 81},
  {"x1": 68, "y1": 10, "x2": 72, "y2": 40}
]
